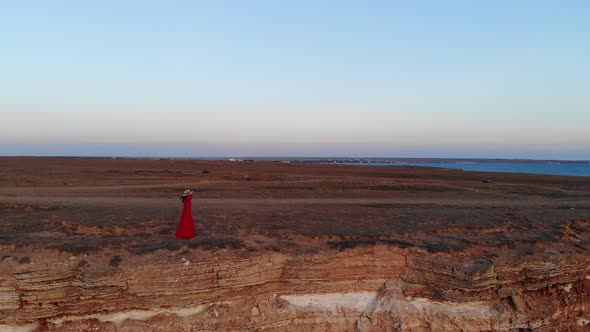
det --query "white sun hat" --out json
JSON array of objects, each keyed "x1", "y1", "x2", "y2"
[{"x1": 182, "y1": 189, "x2": 194, "y2": 196}]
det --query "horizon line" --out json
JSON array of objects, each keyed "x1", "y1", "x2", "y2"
[{"x1": 1, "y1": 155, "x2": 589, "y2": 163}]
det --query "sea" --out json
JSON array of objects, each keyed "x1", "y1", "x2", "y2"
[{"x1": 347, "y1": 162, "x2": 590, "y2": 177}]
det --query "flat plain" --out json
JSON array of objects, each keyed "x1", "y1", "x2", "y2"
[{"x1": 1, "y1": 156, "x2": 589, "y2": 256}]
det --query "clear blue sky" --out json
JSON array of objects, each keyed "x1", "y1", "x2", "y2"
[{"x1": 1, "y1": 0, "x2": 589, "y2": 159}]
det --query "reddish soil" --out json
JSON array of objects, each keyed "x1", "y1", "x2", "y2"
[{"x1": 1, "y1": 157, "x2": 589, "y2": 256}]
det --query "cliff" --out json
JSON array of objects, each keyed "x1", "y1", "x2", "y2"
[{"x1": 0, "y1": 157, "x2": 589, "y2": 331}]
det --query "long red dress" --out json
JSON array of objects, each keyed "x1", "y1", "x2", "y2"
[{"x1": 176, "y1": 194, "x2": 196, "y2": 239}]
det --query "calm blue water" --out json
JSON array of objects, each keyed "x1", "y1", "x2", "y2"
[{"x1": 352, "y1": 162, "x2": 590, "y2": 177}]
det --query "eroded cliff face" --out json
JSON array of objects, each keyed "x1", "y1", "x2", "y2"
[
  {"x1": 1, "y1": 229, "x2": 589, "y2": 332},
  {"x1": 2, "y1": 158, "x2": 590, "y2": 331}
]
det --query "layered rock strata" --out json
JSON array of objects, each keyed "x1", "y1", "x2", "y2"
[{"x1": 1, "y1": 239, "x2": 588, "y2": 331}]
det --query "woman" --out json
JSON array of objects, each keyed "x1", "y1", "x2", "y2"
[{"x1": 175, "y1": 189, "x2": 196, "y2": 239}]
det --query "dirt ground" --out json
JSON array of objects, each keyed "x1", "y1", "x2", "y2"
[{"x1": 1, "y1": 157, "x2": 589, "y2": 256}]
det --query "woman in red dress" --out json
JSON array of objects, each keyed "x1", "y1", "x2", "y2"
[{"x1": 176, "y1": 189, "x2": 196, "y2": 239}]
